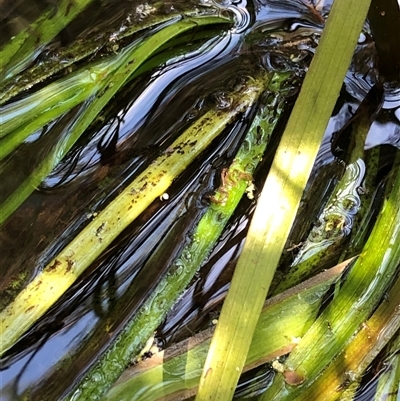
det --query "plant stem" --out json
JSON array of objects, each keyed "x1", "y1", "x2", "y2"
[
  {"x1": 338, "y1": 145, "x2": 381, "y2": 262},
  {"x1": 273, "y1": 158, "x2": 364, "y2": 294},
  {"x1": 1, "y1": 57, "x2": 114, "y2": 143}
]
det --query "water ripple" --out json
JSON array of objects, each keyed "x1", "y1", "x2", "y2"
[
  {"x1": 226, "y1": 3, "x2": 251, "y2": 33},
  {"x1": 206, "y1": 0, "x2": 251, "y2": 33},
  {"x1": 294, "y1": 158, "x2": 366, "y2": 265}
]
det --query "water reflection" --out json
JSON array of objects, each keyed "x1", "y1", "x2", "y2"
[{"x1": 0, "y1": 0, "x2": 399, "y2": 400}]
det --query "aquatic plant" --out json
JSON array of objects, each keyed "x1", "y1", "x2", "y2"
[{"x1": 0, "y1": 0, "x2": 399, "y2": 400}]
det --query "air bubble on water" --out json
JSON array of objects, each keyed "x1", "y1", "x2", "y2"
[
  {"x1": 173, "y1": 259, "x2": 185, "y2": 276},
  {"x1": 358, "y1": 32, "x2": 367, "y2": 44}
]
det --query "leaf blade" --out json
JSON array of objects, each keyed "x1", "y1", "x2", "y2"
[{"x1": 195, "y1": 0, "x2": 373, "y2": 399}]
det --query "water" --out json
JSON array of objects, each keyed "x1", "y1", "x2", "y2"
[{"x1": 0, "y1": 0, "x2": 399, "y2": 400}]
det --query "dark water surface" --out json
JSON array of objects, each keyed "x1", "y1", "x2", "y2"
[{"x1": 0, "y1": 0, "x2": 399, "y2": 400}]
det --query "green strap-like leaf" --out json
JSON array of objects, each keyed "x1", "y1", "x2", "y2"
[
  {"x1": 195, "y1": 0, "x2": 373, "y2": 399},
  {"x1": 0, "y1": 63, "x2": 257, "y2": 359},
  {"x1": 261, "y1": 157, "x2": 400, "y2": 400},
  {"x1": 0, "y1": 0, "x2": 94, "y2": 79},
  {"x1": 105, "y1": 264, "x2": 348, "y2": 401},
  {"x1": 0, "y1": 16, "x2": 230, "y2": 227}
]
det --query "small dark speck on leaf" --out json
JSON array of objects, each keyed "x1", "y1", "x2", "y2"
[{"x1": 48, "y1": 259, "x2": 61, "y2": 271}]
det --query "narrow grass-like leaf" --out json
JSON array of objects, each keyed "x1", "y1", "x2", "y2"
[
  {"x1": 0, "y1": 16, "x2": 230, "y2": 227},
  {"x1": 368, "y1": 0, "x2": 400, "y2": 80},
  {"x1": 195, "y1": 0, "x2": 372, "y2": 399},
  {"x1": 374, "y1": 334, "x2": 400, "y2": 401},
  {"x1": 0, "y1": 21, "x2": 230, "y2": 150},
  {"x1": 0, "y1": 3, "x2": 216, "y2": 105},
  {"x1": 105, "y1": 264, "x2": 348, "y2": 401},
  {"x1": 261, "y1": 159, "x2": 400, "y2": 400},
  {"x1": 290, "y1": 276, "x2": 400, "y2": 401},
  {"x1": 22, "y1": 71, "x2": 284, "y2": 400},
  {"x1": 274, "y1": 84, "x2": 382, "y2": 293},
  {"x1": 0, "y1": 0, "x2": 94, "y2": 79},
  {"x1": 0, "y1": 57, "x2": 117, "y2": 143},
  {"x1": 64, "y1": 71, "x2": 283, "y2": 401},
  {"x1": 273, "y1": 158, "x2": 364, "y2": 294},
  {"x1": 0, "y1": 64, "x2": 255, "y2": 358}
]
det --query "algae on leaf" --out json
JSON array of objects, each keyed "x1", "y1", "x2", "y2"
[
  {"x1": 195, "y1": 0, "x2": 373, "y2": 399},
  {"x1": 0, "y1": 1, "x2": 397, "y2": 401}
]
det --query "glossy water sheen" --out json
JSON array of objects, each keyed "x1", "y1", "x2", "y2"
[{"x1": 0, "y1": 0, "x2": 399, "y2": 400}]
